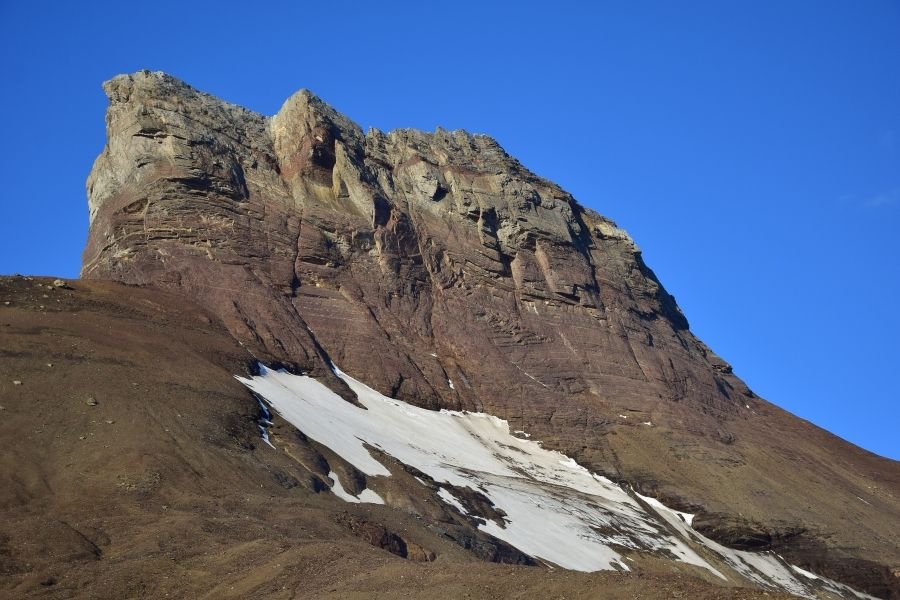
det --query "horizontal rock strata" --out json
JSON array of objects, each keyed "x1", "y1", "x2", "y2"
[{"x1": 82, "y1": 71, "x2": 900, "y2": 597}]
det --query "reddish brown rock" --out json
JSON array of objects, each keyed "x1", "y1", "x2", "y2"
[
  {"x1": 82, "y1": 71, "x2": 900, "y2": 597},
  {"x1": 335, "y1": 514, "x2": 436, "y2": 563}
]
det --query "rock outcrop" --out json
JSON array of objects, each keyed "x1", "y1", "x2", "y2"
[{"x1": 82, "y1": 71, "x2": 900, "y2": 597}]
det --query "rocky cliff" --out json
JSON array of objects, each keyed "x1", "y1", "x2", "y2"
[{"x1": 81, "y1": 71, "x2": 900, "y2": 597}]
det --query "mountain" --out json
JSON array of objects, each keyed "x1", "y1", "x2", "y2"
[{"x1": 1, "y1": 70, "x2": 896, "y2": 598}]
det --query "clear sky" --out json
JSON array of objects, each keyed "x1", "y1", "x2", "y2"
[{"x1": 1, "y1": 1, "x2": 897, "y2": 459}]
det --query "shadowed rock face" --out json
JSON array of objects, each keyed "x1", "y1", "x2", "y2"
[{"x1": 82, "y1": 70, "x2": 900, "y2": 597}]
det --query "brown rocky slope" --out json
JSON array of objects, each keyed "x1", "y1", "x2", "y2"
[
  {"x1": 0, "y1": 276, "x2": 793, "y2": 599},
  {"x1": 77, "y1": 70, "x2": 899, "y2": 596}
]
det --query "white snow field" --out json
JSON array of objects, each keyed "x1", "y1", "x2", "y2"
[{"x1": 237, "y1": 364, "x2": 875, "y2": 599}]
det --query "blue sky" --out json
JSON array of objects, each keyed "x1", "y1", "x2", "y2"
[{"x1": 1, "y1": 1, "x2": 898, "y2": 459}]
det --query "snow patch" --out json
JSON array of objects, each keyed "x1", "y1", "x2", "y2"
[
  {"x1": 792, "y1": 565, "x2": 820, "y2": 580},
  {"x1": 254, "y1": 396, "x2": 276, "y2": 449},
  {"x1": 633, "y1": 491, "x2": 877, "y2": 599},
  {"x1": 237, "y1": 364, "x2": 715, "y2": 573},
  {"x1": 237, "y1": 364, "x2": 877, "y2": 598},
  {"x1": 328, "y1": 470, "x2": 385, "y2": 505},
  {"x1": 633, "y1": 491, "x2": 694, "y2": 526},
  {"x1": 437, "y1": 488, "x2": 468, "y2": 515}
]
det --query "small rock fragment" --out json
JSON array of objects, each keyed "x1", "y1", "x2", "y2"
[
  {"x1": 46, "y1": 363, "x2": 53, "y2": 367},
  {"x1": 52, "y1": 279, "x2": 70, "y2": 289},
  {"x1": 12, "y1": 380, "x2": 22, "y2": 386},
  {"x1": 86, "y1": 397, "x2": 98, "y2": 406}
]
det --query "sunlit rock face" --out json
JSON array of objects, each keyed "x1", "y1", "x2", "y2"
[{"x1": 83, "y1": 71, "x2": 900, "y2": 598}]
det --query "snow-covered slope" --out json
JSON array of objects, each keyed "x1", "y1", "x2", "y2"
[{"x1": 237, "y1": 365, "x2": 876, "y2": 599}]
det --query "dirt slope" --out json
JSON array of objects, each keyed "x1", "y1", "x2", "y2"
[{"x1": 1, "y1": 276, "x2": 801, "y2": 599}]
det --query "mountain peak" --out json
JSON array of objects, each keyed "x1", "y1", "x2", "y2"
[{"x1": 80, "y1": 74, "x2": 900, "y2": 598}]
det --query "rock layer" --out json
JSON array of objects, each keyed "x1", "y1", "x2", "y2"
[{"x1": 82, "y1": 71, "x2": 900, "y2": 597}]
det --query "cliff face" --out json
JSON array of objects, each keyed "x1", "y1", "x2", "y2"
[{"x1": 82, "y1": 71, "x2": 899, "y2": 597}]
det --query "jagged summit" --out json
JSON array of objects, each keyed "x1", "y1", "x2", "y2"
[
  {"x1": 103, "y1": 70, "x2": 266, "y2": 117},
  {"x1": 105, "y1": 70, "x2": 504, "y2": 147},
  {"x1": 76, "y1": 71, "x2": 899, "y2": 597}
]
